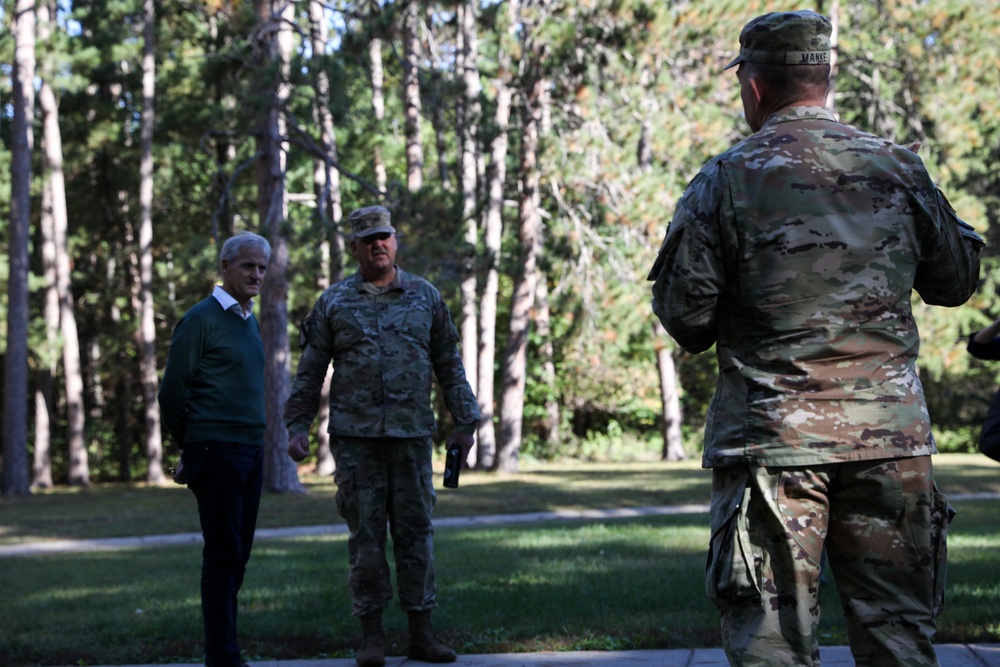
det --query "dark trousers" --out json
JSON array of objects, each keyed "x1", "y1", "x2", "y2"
[
  {"x1": 980, "y1": 388, "x2": 1000, "y2": 462},
  {"x1": 183, "y1": 441, "x2": 264, "y2": 667}
]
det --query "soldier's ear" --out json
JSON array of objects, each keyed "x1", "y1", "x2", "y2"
[{"x1": 748, "y1": 76, "x2": 767, "y2": 107}]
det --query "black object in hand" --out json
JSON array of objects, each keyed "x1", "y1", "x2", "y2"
[{"x1": 443, "y1": 446, "x2": 461, "y2": 489}]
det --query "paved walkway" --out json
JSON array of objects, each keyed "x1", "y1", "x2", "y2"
[
  {"x1": 91, "y1": 644, "x2": 1000, "y2": 666},
  {"x1": 4, "y1": 493, "x2": 997, "y2": 558},
  {"x1": 0, "y1": 505, "x2": 714, "y2": 557}
]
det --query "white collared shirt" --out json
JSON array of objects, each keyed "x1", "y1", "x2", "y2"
[{"x1": 212, "y1": 285, "x2": 253, "y2": 320}]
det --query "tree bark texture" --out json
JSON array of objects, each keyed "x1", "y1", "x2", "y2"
[
  {"x1": 310, "y1": 0, "x2": 343, "y2": 477},
  {"x1": 535, "y1": 271, "x2": 560, "y2": 446},
  {"x1": 495, "y1": 40, "x2": 545, "y2": 473},
  {"x1": 3, "y1": 0, "x2": 36, "y2": 497},
  {"x1": 140, "y1": 0, "x2": 165, "y2": 483},
  {"x1": 33, "y1": 1, "x2": 60, "y2": 491},
  {"x1": 476, "y1": 0, "x2": 518, "y2": 469},
  {"x1": 369, "y1": 34, "x2": 387, "y2": 193},
  {"x1": 654, "y1": 322, "x2": 685, "y2": 461},
  {"x1": 459, "y1": 0, "x2": 482, "y2": 444},
  {"x1": 403, "y1": 0, "x2": 424, "y2": 191},
  {"x1": 254, "y1": 0, "x2": 304, "y2": 493},
  {"x1": 44, "y1": 43, "x2": 88, "y2": 487},
  {"x1": 39, "y1": 0, "x2": 88, "y2": 486}
]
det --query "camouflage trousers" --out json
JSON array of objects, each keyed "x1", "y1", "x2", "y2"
[
  {"x1": 331, "y1": 436, "x2": 438, "y2": 617},
  {"x1": 706, "y1": 456, "x2": 952, "y2": 667}
]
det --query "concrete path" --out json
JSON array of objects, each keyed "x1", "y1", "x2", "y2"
[
  {"x1": 90, "y1": 644, "x2": 1000, "y2": 666},
  {"x1": 3, "y1": 492, "x2": 994, "y2": 558},
  {"x1": 0, "y1": 505, "x2": 714, "y2": 557}
]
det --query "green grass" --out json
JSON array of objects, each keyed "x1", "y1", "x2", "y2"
[{"x1": 1, "y1": 454, "x2": 999, "y2": 666}]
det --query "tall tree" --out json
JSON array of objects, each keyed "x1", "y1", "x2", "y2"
[
  {"x1": 41, "y1": 0, "x2": 89, "y2": 487},
  {"x1": 35, "y1": 176, "x2": 58, "y2": 489},
  {"x1": 476, "y1": 0, "x2": 518, "y2": 469},
  {"x1": 495, "y1": 18, "x2": 547, "y2": 473},
  {"x1": 310, "y1": 0, "x2": 344, "y2": 476},
  {"x1": 367, "y1": 2, "x2": 388, "y2": 193},
  {"x1": 402, "y1": 0, "x2": 424, "y2": 191},
  {"x1": 253, "y1": 0, "x2": 304, "y2": 493},
  {"x1": 458, "y1": 0, "x2": 481, "y2": 450},
  {"x1": 535, "y1": 269, "x2": 560, "y2": 445},
  {"x1": 139, "y1": 0, "x2": 165, "y2": 484},
  {"x1": 56, "y1": 128, "x2": 88, "y2": 486},
  {"x1": 635, "y1": 55, "x2": 683, "y2": 462},
  {"x1": 426, "y1": 22, "x2": 452, "y2": 191},
  {"x1": 654, "y1": 323, "x2": 685, "y2": 461},
  {"x1": 3, "y1": 0, "x2": 37, "y2": 497},
  {"x1": 33, "y1": 0, "x2": 61, "y2": 491}
]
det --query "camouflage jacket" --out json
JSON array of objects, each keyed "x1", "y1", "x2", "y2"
[
  {"x1": 284, "y1": 267, "x2": 481, "y2": 439},
  {"x1": 649, "y1": 106, "x2": 984, "y2": 468}
]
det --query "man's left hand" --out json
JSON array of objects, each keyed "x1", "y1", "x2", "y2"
[{"x1": 446, "y1": 431, "x2": 475, "y2": 462}]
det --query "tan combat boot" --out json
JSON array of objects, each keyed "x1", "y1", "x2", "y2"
[
  {"x1": 356, "y1": 610, "x2": 385, "y2": 667},
  {"x1": 406, "y1": 610, "x2": 456, "y2": 663}
]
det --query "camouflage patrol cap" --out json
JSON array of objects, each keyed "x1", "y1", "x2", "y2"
[
  {"x1": 724, "y1": 10, "x2": 832, "y2": 70},
  {"x1": 349, "y1": 205, "x2": 396, "y2": 238}
]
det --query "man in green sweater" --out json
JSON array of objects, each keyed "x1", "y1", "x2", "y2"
[{"x1": 158, "y1": 231, "x2": 270, "y2": 667}]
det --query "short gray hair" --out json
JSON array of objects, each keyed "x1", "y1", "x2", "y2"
[{"x1": 220, "y1": 231, "x2": 271, "y2": 264}]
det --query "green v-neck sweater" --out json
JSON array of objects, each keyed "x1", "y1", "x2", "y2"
[{"x1": 158, "y1": 296, "x2": 266, "y2": 447}]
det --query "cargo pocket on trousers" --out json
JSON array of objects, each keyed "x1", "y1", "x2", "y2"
[
  {"x1": 929, "y1": 484, "x2": 955, "y2": 619},
  {"x1": 706, "y1": 477, "x2": 761, "y2": 611}
]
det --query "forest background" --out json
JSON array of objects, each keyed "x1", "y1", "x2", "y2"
[{"x1": 1, "y1": 0, "x2": 999, "y2": 495}]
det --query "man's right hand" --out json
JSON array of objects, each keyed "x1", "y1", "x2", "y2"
[{"x1": 287, "y1": 432, "x2": 311, "y2": 462}]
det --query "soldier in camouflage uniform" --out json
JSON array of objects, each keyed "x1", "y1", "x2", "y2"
[
  {"x1": 647, "y1": 10, "x2": 984, "y2": 667},
  {"x1": 284, "y1": 206, "x2": 481, "y2": 667}
]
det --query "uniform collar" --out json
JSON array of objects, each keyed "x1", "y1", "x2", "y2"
[
  {"x1": 352, "y1": 266, "x2": 406, "y2": 292},
  {"x1": 762, "y1": 105, "x2": 837, "y2": 130}
]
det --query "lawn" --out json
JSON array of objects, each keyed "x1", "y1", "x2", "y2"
[{"x1": 1, "y1": 454, "x2": 998, "y2": 666}]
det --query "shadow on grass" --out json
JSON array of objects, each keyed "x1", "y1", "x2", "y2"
[{"x1": 5, "y1": 507, "x2": 998, "y2": 666}]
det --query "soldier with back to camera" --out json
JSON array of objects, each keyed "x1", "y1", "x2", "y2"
[{"x1": 649, "y1": 10, "x2": 983, "y2": 667}]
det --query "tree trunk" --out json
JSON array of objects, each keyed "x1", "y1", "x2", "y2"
[
  {"x1": 429, "y1": 72, "x2": 452, "y2": 190},
  {"x1": 310, "y1": 0, "x2": 343, "y2": 477},
  {"x1": 476, "y1": 0, "x2": 517, "y2": 470},
  {"x1": 403, "y1": 0, "x2": 424, "y2": 191},
  {"x1": 535, "y1": 270, "x2": 559, "y2": 446},
  {"x1": 35, "y1": 190, "x2": 56, "y2": 490},
  {"x1": 369, "y1": 33, "x2": 387, "y2": 193},
  {"x1": 208, "y1": 12, "x2": 235, "y2": 240},
  {"x1": 33, "y1": 378, "x2": 54, "y2": 489},
  {"x1": 53, "y1": 117, "x2": 88, "y2": 487},
  {"x1": 254, "y1": 0, "x2": 303, "y2": 493},
  {"x1": 458, "y1": 0, "x2": 481, "y2": 462},
  {"x1": 637, "y1": 118, "x2": 653, "y2": 173},
  {"x1": 140, "y1": 0, "x2": 165, "y2": 484},
  {"x1": 33, "y1": 1, "x2": 60, "y2": 491},
  {"x1": 2, "y1": 0, "x2": 36, "y2": 497},
  {"x1": 495, "y1": 40, "x2": 544, "y2": 473},
  {"x1": 654, "y1": 322, "x2": 686, "y2": 461},
  {"x1": 533, "y1": 69, "x2": 556, "y2": 447},
  {"x1": 38, "y1": 0, "x2": 88, "y2": 486}
]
